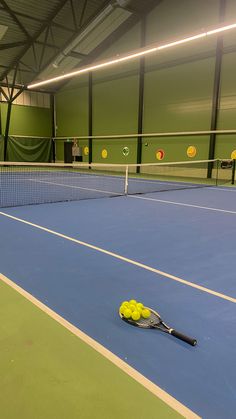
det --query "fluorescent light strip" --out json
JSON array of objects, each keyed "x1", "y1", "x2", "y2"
[
  {"x1": 157, "y1": 33, "x2": 207, "y2": 50},
  {"x1": 206, "y1": 22, "x2": 236, "y2": 35},
  {"x1": 27, "y1": 22, "x2": 236, "y2": 89}
]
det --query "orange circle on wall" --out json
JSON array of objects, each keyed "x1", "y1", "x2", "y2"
[
  {"x1": 84, "y1": 146, "x2": 89, "y2": 156},
  {"x1": 187, "y1": 145, "x2": 197, "y2": 158},
  {"x1": 102, "y1": 149, "x2": 108, "y2": 159},
  {"x1": 231, "y1": 150, "x2": 236, "y2": 159},
  {"x1": 156, "y1": 149, "x2": 165, "y2": 160}
]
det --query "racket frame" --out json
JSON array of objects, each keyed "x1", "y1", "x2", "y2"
[{"x1": 119, "y1": 307, "x2": 197, "y2": 346}]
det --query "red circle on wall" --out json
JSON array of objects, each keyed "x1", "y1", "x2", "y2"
[{"x1": 156, "y1": 149, "x2": 165, "y2": 160}]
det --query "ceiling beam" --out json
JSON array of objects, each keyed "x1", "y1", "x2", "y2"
[
  {"x1": 0, "y1": 0, "x2": 70, "y2": 82},
  {"x1": 34, "y1": 40, "x2": 87, "y2": 58},
  {"x1": 55, "y1": 0, "x2": 162, "y2": 91},
  {"x1": 0, "y1": 81, "x2": 52, "y2": 94},
  {"x1": 0, "y1": 0, "x2": 31, "y2": 39},
  {"x1": 72, "y1": 0, "x2": 162, "y2": 69},
  {"x1": 0, "y1": 0, "x2": 113, "y2": 86},
  {"x1": 70, "y1": 0, "x2": 78, "y2": 30},
  {"x1": 0, "y1": 41, "x2": 27, "y2": 50},
  {"x1": 79, "y1": 0, "x2": 89, "y2": 27},
  {"x1": 24, "y1": 0, "x2": 114, "y2": 85},
  {"x1": 0, "y1": 86, "x2": 9, "y2": 101},
  {"x1": 1, "y1": 9, "x2": 75, "y2": 33}
]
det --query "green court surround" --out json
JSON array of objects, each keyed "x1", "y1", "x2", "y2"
[{"x1": 0, "y1": 279, "x2": 183, "y2": 419}]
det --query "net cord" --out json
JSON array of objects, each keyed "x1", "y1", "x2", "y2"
[
  {"x1": 0, "y1": 158, "x2": 220, "y2": 169},
  {"x1": 53, "y1": 129, "x2": 236, "y2": 140}
]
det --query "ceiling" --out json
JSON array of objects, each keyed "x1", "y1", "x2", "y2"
[{"x1": 0, "y1": 0, "x2": 159, "y2": 93}]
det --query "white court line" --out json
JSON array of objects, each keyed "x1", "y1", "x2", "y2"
[
  {"x1": 28, "y1": 177, "x2": 236, "y2": 193},
  {"x1": 129, "y1": 195, "x2": 236, "y2": 215},
  {"x1": 209, "y1": 186, "x2": 236, "y2": 192},
  {"x1": 19, "y1": 173, "x2": 236, "y2": 192},
  {"x1": 0, "y1": 273, "x2": 200, "y2": 419},
  {"x1": 0, "y1": 211, "x2": 235, "y2": 304},
  {"x1": 29, "y1": 175, "x2": 189, "y2": 188},
  {"x1": 28, "y1": 178, "x2": 119, "y2": 195}
]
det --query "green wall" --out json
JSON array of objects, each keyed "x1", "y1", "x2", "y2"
[
  {"x1": 55, "y1": 0, "x2": 236, "y2": 164},
  {"x1": 216, "y1": 51, "x2": 236, "y2": 158},
  {"x1": 143, "y1": 58, "x2": 214, "y2": 132},
  {"x1": 0, "y1": 103, "x2": 52, "y2": 161},
  {"x1": 56, "y1": 81, "x2": 88, "y2": 137},
  {"x1": 1, "y1": 103, "x2": 52, "y2": 137},
  {"x1": 55, "y1": 75, "x2": 89, "y2": 162},
  {"x1": 92, "y1": 75, "x2": 139, "y2": 136},
  {"x1": 91, "y1": 23, "x2": 140, "y2": 163},
  {"x1": 0, "y1": 136, "x2": 3, "y2": 160},
  {"x1": 92, "y1": 139, "x2": 137, "y2": 164}
]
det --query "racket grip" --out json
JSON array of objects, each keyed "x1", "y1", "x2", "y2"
[{"x1": 170, "y1": 329, "x2": 197, "y2": 346}]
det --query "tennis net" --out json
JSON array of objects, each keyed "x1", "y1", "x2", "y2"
[{"x1": 0, "y1": 159, "x2": 234, "y2": 208}]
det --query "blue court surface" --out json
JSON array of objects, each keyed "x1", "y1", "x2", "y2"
[{"x1": 0, "y1": 185, "x2": 236, "y2": 418}]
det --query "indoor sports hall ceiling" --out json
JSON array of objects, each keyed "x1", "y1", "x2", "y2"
[{"x1": 0, "y1": 0, "x2": 159, "y2": 93}]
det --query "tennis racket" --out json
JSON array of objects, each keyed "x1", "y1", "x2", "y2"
[{"x1": 119, "y1": 307, "x2": 197, "y2": 346}]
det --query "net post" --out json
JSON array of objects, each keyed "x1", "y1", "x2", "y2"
[
  {"x1": 232, "y1": 159, "x2": 236, "y2": 185},
  {"x1": 124, "y1": 165, "x2": 129, "y2": 195}
]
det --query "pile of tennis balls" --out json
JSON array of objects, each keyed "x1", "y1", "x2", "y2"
[{"x1": 119, "y1": 299, "x2": 151, "y2": 321}]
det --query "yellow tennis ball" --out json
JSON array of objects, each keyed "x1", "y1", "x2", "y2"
[
  {"x1": 137, "y1": 302, "x2": 144, "y2": 310},
  {"x1": 129, "y1": 304, "x2": 136, "y2": 312},
  {"x1": 131, "y1": 310, "x2": 141, "y2": 321},
  {"x1": 124, "y1": 308, "x2": 132, "y2": 318},
  {"x1": 142, "y1": 308, "x2": 151, "y2": 319},
  {"x1": 119, "y1": 305, "x2": 126, "y2": 315},
  {"x1": 121, "y1": 301, "x2": 129, "y2": 307},
  {"x1": 129, "y1": 299, "x2": 137, "y2": 305}
]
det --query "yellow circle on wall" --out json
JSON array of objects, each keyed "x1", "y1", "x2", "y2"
[
  {"x1": 231, "y1": 150, "x2": 236, "y2": 159},
  {"x1": 156, "y1": 149, "x2": 165, "y2": 160},
  {"x1": 84, "y1": 146, "x2": 89, "y2": 156},
  {"x1": 187, "y1": 145, "x2": 197, "y2": 158},
  {"x1": 102, "y1": 149, "x2": 108, "y2": 159}
]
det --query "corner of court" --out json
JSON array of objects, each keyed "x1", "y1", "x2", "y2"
[{"x1": 0, "y1": 274, "x2": 195, "y2": 419}]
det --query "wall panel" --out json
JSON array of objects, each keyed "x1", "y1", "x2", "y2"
[{"x1": 1, "y1": 103, "x2": 52, "y2": 137}]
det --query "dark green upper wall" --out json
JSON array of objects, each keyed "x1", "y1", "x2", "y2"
[
  {"x1": 55, "y1": 0, "x2": 236, "y2": 163},
  {"x1": 56, "y1": 24, "x2": 141, "y2": 138},
  {"x1": 92, "y1": 24, "x2": 140, "y2": 140},
  {"x1": 92, "y1": 74, "x2": 139, "y2": 136},
  {"x1": 143, "y1": 0, "x2": 218, "y2": 138},
  {"x1": 143, "y1": 57, "x2": 215, "y2": 133},
  {"x1": 1, "y1": 103, "x2": 52, "y2": 137},
  {"x1": 56, "y1": 75, "x2": 89, "y2": 137},
  {"x1": 146, "y1": 0, "x2": 219, "y2": 45}
]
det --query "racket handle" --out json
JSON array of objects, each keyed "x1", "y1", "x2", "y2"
[{"x1": 170, "y1": 329, "x2": 197, "y2": 346}]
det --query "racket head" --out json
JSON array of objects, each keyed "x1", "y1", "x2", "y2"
[{"x1": 119, "y1": 307, "x2": 162, "y2": 329}]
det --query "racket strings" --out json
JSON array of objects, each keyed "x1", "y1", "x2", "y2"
[{"x1": 133, "y1": 311, "x2": 161, "y2": 328}]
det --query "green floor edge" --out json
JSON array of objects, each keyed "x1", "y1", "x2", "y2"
[{"x1": 0, "y1": 278, "x2": 186, "y2": 419}]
